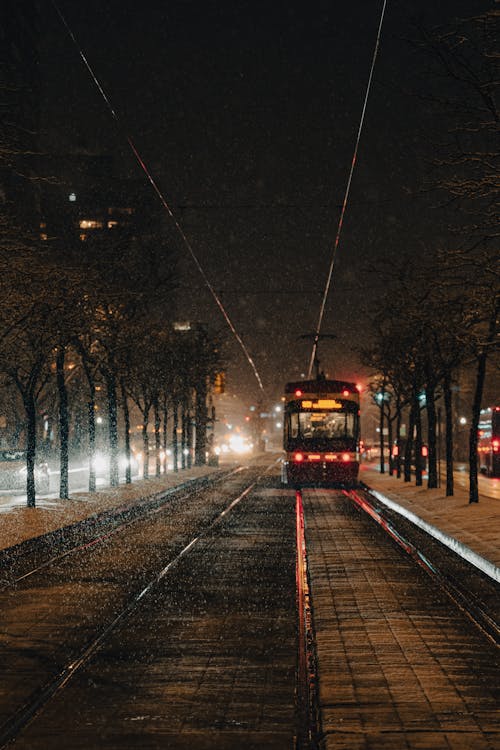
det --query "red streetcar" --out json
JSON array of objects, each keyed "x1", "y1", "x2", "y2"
[
  {"x1": 281, "y1": 376, "x2": 360, "y2": 487},
  {"x1": 478, "y1": 407, "x2": 500, "y2": 478}
]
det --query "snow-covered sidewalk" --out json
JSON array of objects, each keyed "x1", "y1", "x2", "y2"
[
  {"x1": 360, "y1": 463, "x2": 500, "y2": 577},
  {"x1": 0, "y1": 464, "x2": 230, "y2": 553}
]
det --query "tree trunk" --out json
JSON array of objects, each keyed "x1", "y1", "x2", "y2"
[
  {"x1": 181, "y1": 401, "x2": 187, "y2": 470},
  {"x1": 395, "y1": 397, "x2": 402, "y2": 479},
  {"x1": 194, "y1": 377, "x2": 208, "y2": 466},
  {"x1": 172, "y1": 401, "x2": 179, "y2": 472},
  {"x1": 443, "y1": 371, "x2": 454, "y2": 496},
  {"x1": 378, "y1": 401, "x2": 385, "y2": 474},
  {"x1": 386, "y1": 408, "x2": 393, "y2": 475},
  {"x1": 142, "y1": 412, "x2": 150, "y2": 479},
  {"x1": 56, "y1": 347, "x2": 69, "y2": 499},
  {"x1": 404, "y1": 402, "x2": 415, "y2": 483},
  {"x1": 24, "y1": 390, "x2": 37, "y2": 508},
  {"x1": 78, "y1": 348, "x2": 96, "y2": 492},
  {"x1": 120, "y1": 379, "x2": 132, "y2": 484},
  {"x1": 469, "y1": 301, "x2": 499, "y2": 502},
  {"x1": 426, "y1": 384, "x2": 438, "y2": 489},
  {"x1": 414, "y1": 389, "x2": 423, "y2": 487},
  {"x1": 469, "y1": 352, "x2": 486, "y2": 504},
  {"x1": 162, "y1": 398, "x2": 168, "y2": 452},
  {"x1": 88, "y1": 396, "x2": 96, "y2": 492},
  {"x1": 187, "y1": 407, "x2": 193, "y2": 469},
  {"x1": 105, "y1": 368, "x2": 119, "y2": 487},
  {"x1": 154, "y1": 397, "x2": 161, "y2": 476}
]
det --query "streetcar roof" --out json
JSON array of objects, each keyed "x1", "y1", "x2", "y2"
[{"x1": 284, "y1": 379, "x2": 358, "y2": 395}]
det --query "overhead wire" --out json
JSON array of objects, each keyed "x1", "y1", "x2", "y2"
[
  {"x1": 307, "y1": 0, "x2": 387, "y2": 378},
  {"x1": 50, "y1": 0, "x2": 265, "y2": 394}
]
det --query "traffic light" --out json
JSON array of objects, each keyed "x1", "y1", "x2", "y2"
[{"x1": 213, "y1": 372, "x2": 226, "y2": 394}]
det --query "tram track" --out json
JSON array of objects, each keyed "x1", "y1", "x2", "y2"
[
  {"x1": 0, "y1": 466, "x2": 277, "y2": 749},
  {"x1": 295, "y1": 490, "x2": 322, "y2": 750},
  {"x1": 345, "y1": 486, "x2": 500, "y2": 648},
  {"x1": 0, "y1": 468, "x2": 242, "y2": 590}
]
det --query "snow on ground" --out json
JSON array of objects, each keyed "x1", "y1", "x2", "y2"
[{"x1": 0, "y1": 464, "x2": 231, "y2": 552}]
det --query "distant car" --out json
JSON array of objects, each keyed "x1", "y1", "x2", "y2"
[{"x1": 0, "y1": 450, "x2": 50, "y2": 493}]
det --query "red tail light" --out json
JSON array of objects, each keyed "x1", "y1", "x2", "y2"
[
  {"x1": 341, "y1": 453, "x2": 351, "y2": 462},
  {"x1": 342, "y1": 389, "x2": 349, "y2": 396},
  {"x1": 493, "y1": 440, "x2": 499, "y2": 452},
  {"x1": 294, "y1": 452, "x2": 304, "y2": 462},
  {"x1": 295, "y1": 389, "x2": 302, "y2": 397}
]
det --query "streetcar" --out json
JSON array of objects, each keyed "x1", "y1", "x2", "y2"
[
  {"x1": 478, "y1": 407, "x2": 500, "y2": 478},
  {"x1": 281, "y1": 376, "x2": 360, "y2": 487}
]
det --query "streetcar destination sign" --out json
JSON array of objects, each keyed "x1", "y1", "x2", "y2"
[{"x1": 301, "y1": 399, "x2": 343, "y2": 409}]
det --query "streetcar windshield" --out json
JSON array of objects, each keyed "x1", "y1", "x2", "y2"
[{"x1": 289, "y1": 410, "x2": 357, "y2": 440}]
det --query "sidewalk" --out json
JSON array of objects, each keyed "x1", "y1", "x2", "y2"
[
  {"x1": 360, "y1": 462, "x2": 500, "y2": 576},
  {"x1": 0, "y1": 464, "x2": 229, "y2": 554}
]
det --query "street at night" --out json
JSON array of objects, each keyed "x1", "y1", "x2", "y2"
[
  {"x1": 0, "y1": 458, "x2": 499, "y2": 748},
  {"x1": 1, "y1": 0, "x2": 499, "y2": 748}
]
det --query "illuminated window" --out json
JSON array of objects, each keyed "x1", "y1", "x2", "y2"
[
  {"x1": 107, "y1": 220, "x2": 119, "y2": 229},
  {"x1": 79, "y1": 233, "x2": 88, "y2": 241},
  {"x1": 69, "y1": 192, "x2": 76, "y2": 202},
  {"x1": 108, "y1": 207, "x2": 134, "y2": 216},
  {"x1": 40, "y1": 233, "x2": 48, "y2": 241},
  {"x1": 40, "y1": 221, "x2": 46, "y2": 228},
  {"x1": 79, "y1": 219, "x2": 104, "y2": 229}
]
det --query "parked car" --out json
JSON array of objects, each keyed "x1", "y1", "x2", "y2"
[{"x1": 0, "y1": 450, "x2": 50, "y2": 493}]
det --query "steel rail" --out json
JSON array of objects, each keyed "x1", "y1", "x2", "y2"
[
  {"x1": 345, "y1": 488, "x2": 500, "y2": 648},
  {"x1": 0, "y1": 466, "x2": 276, "y2": 749},
  {"x1": 295, "y1": 490, "x2": 323, "y2": 749}
]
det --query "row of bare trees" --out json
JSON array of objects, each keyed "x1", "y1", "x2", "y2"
[
  {"x1": 0, "y1": 196, "x2": 222, "y2": 507},
  {"x1": 362, "y1": 245, "x2": 498, "y2": 503},
  {"x1": 361, "y1": 7, "x2": 499, "y2": 504}
]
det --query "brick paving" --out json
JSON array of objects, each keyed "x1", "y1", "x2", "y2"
[
  {"x1": 1, "y1": 457, "x2": 499, "y2": 748},
  {"x1": 8, "y1": 480, "x2": 297, "y2": 749},
  {"x1": 303, "y1": 489, "x2": 500, "y2": 750}
]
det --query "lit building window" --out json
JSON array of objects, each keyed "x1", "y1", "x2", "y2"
[
  {"x1": 79, "y1": 219, "x2": 104, "y2": 229},
  {"x1": 69, "y1": 192, "x2": 76, "y2": 202},
  {"x1": 79, "y1": 233, "x2": 88, "y2": 241},
  {"x1": 108, "y1": 206, "x2": 134, "y2": 216},
  {"x1": 40, "y1": 221, "x2": 46, "y2": 228},
  {"x1": 107, "y1": 220, "x2": 119, "y2": 229},
  {"x1": 40, "y1": 233, "x2": 48, "y2": 241}
]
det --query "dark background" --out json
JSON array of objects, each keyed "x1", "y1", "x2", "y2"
[{"x1": 38, "y1": 0, "x2": 486, "y2": 405}]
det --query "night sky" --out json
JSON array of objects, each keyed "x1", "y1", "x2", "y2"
[{"x1": 39, "y1": 0, "x2": 487, "y2": 405}]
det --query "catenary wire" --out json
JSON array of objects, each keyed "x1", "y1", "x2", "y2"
[
  {"x1": 49, "y1": 0, "x2": 265, "y2": 394},
  {"x1": 307, "y1": 0, "x2": 387, "y2": 378}
]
